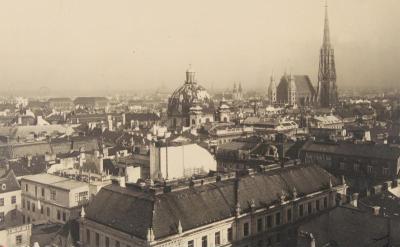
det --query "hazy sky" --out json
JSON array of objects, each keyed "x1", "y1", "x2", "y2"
[{"x1": 0, "y1": 0, "x2": 399, "y2": 95}]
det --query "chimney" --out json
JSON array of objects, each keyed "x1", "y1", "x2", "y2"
[
  {"x1": 27, "y1": 155, "x2": 32, "y2": 167},
  {"x1": 350, "y1": 193, "x2": 359, "y2": 207},
  {"x1": 119, "y1": 176, "x2": 126, "y2": 188},
  {"x1": 122, "y1": 113, "x2": 126, "y2": 126},
  {"x1": 372, "y1": 206, "x2": 380, "y2": 216}
]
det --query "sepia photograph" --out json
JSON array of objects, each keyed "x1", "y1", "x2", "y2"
[{"x1": 0, "y1": 0, "x2": 400, "y2": 246}]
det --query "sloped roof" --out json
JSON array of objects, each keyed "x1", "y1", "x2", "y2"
[
  {"x1": 85, "y1": 165, "x2": 339, "y2": 240},
  {"x1": 0, "y1": 169, "x2": 20, "y2": 193},
  {"x1": 301, "y1": 141, "x2": 400, "y2": 160}
]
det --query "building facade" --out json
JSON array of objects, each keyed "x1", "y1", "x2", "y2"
[
  {"x1": 0, "y1": 170, "x2": 31, "y2": 247},
  {"x1": 80, "y1": 165, "x2": 347, "y2": 247},
  {"x1": 21, "y1": 173, "x2": 90, "y2": 225},
  {"x1": 276, "y1": 74, "x2": 316, "y2": 107}
]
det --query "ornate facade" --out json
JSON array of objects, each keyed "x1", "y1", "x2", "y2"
[{"x1": 276, "y1": 73, "x2": 316, "y2": 107}]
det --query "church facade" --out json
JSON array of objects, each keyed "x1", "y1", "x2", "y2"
[{"x1": 274, "y1": 74, "x2": 316, "y2": 107}]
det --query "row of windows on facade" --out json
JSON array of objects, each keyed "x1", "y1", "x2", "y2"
[
  {"x1": 22, "y1": 200, "x2": 68, "y2": 222},
  {"x1": 24, "y1": 184, "x2": 89, "y2": 202},
  {"x1": 25, "y1": 184, "x2": 56, "y2": 200},
  {"x1": 84, "y1": 196, "x2": 329, "y2": 247},
  {"x1": 306, "y1": 155, "x2": 390, "y2": 175},
  {"x1": 0, "y1": 195, "x2": 17, "y2": 206},
  {"x1": 187, "y1": 196, "x2": 328, "y2": 247}
]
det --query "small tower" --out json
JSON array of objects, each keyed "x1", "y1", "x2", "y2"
[
  {"x1": 238, "y1": 82, "x2": 243, "y2": 100},
  {"x1": 268, "y1": 73, "x2": 277, "y2": 104},
  {"x1": 185, "y1": 65, "x2": 196, "y2": 84},
  {"x1": 288, "y1": 74, "x2": 297, "y2": 106},
  {"x1": 189, "y1": 99, "x2": 203, "y2": 128},
  {"x1": 218, "y1": 96, "x2": 230, "y2": 123}
]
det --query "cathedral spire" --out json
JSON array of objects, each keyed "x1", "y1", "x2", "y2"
[{"x1": 323, "y1": 0, "x2": 331, "y2": 47}]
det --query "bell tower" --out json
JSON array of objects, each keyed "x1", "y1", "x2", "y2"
[{"x1": 317, "y1": 1, "x2": 338, "y2": 108}]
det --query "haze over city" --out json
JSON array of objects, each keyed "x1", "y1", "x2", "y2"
[{"x1": 0, "y1": 0, "x2": 399, "y2": 95}]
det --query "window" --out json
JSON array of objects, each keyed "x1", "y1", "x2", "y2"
[
  {"x1": 287, "y1": 208, "x2": 292, "y2": 222},
  {"x1": 57, "y1": 210, "x2": 61, "y2": 220},
  {"x1": 41, "y1": 188, "x2": 45, "y2": 197},
  {"x1": 276, "y1": 233, "x2": 281, "y2": 243},
  {"x1": 257, "y1": 240, "x2": 263, "y2": 247},
  {"x1": 32, "y1": 203, "x2": 35, "y2": 212},
  {"x1": 75, "y1": 191, "x2": 89, "y2": 203},
  {"x1": 50, "y1": 190, "x2": 56, "y2": 200},
  {"x1": 299, "y1": 204, "x2": 304, "y2": 217},
  {"x1": 25, "y1": 184, "x2": 28, "y2": 192},
  {"x1": 0, "y1": 212, "x2": 4, "y2": 224},
  {"x1": 308, "y1": 202, "x2": 312, "y2": 214},
  {"x1": 227, "y1": 227, "x2": 233, "y2": 242},
  {"x1": 62, "y1": 212, "x2": 66, "y2": 222},
  {"x1": 105, "y1": 237, "x2": 110, "y2": 247},
  {"x1": 0, "y1": 198, "x2": 3, "y2": 206},
  {"x1": 27, "y1": 201, "x2": 30, "y2": 210},
  {"x1": 324, "y1": 197, "x2": 328, "y2": 208},
  {"x1": 383, "y1": 167, "x2": 389, "y2": 176},
  {"x1": 35, "y1": 186, "x2": 37, "y2": 197},
  {"x1": 202, "y1": 236, "x2": 208, "y2": 247},
  {"x1": 367, "y1": 165, "x2": 373, "y2": 174},
  {"x1": 41, "y1": 206, "x2": 44, "y2": 214},
  {"x1": 27, "y1": 216, "x2": 30, "y2": 223},
  {"x1": 275, "y1": 212, "x2": 281, "y2": 226},
  {"x1": 354, "y1": 163, "x2": 359, "y2": 172},
  {"x1": 188, "y1": 240, "x2": 194, "y2": 247},
  {"x1": 243, "y1": 222, "x2": 249, "y2": 237},
  {"x1": 257, "y1": 218, "x2": 263, "y2": 232},
  {"x1": 95, "y1": 233, "x2": 100, "y2": 246},
  {"x1": 267, "y1": 237, "x2": 272, "y2": 246},
  {"x1": 116, "y1": 240, "x2": 120, "y2": 247},
  {"x1": 339, "y1": 162, "x2": 345, "y2": 170},
  {"x1": 267, "y1": 215, "x2": 272, "y2": 228},
  {"x1": 316, "y1": 200, "x2": 320, "y2": 211},
  {"x1": 16, "y1": 235, "x2": 22, "y2": 245},
  {"x1": 47, "y1": 207, "x2": 50, "y2": 217},
  {"x1": 86, "y1": 229, "x2": 90, "y2": 244},
  {"x1": 215, "y1": 231, "x2": 221, "y2": 246},
  {"x1": 11, "y1": 196, "x2": 16, "y2": 204},
  {"x1": 22, "y1": 199, "x2": 25, "y2": 208}
]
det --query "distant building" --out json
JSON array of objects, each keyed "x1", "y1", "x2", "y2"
[
  {"x1": 300, "y1": 141, "x2": 400, "y2": 191},
  {"x1": 80, "y1": 164, "x2": 347, "y2": 247},
  {"x1": 21, "y1": 173, "x2": 90, "y2": 225},
  {"x1": 309, "y1": 115, "x2": 343, "y2": 129},
  {"x1": 74, "y1": 97, "x2": 109, "y2": 111},
  {"x1": 267, "y1": 74, "x2": 277, "y2": 104},
  {"x1": 167, "y1": 67, "x2": 215, "y2": 129},
  {"x1": 316, "y1": 4, "x2": 338, "y2": 108},
  {"x1": 232, "y1": 82, "x2": 243, "y2": 101},
  {"x1": 48, "y1": 98, "x2": 73, "y2": 112},
  {"x1": 276, "y1": 74, "x2": 316, "y2": 107}
]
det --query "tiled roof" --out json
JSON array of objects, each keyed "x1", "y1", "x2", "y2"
[
  {"x1": 85, "y1": 165, "x2": 339, "y2": 240},
  {"x1": 301, "y1": 141, "x2": 400, "y2": 160},
  {"x1": 0, "y1": 169, "x2": 20, "y2": 193}
]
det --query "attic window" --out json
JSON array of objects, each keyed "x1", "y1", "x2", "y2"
[{"x1": 1, "y1": 184, "x2": 6, "y2": 191}]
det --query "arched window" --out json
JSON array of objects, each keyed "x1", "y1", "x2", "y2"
[{"x1": 192, "y1": 119, "x2": 196, "y2": 125}]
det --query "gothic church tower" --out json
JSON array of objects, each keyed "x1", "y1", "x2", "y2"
[{"x1": 317, "y1": 1, "x2": 338, "y2": 108}]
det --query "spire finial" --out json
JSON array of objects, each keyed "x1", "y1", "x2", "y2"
[{"x1": 323, "y1": 0, "x2": 331, "y2": 47}]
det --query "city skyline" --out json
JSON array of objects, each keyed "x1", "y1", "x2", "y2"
[{"x1": 0, "y1": 0, "x2": 399, "y2": 95}]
